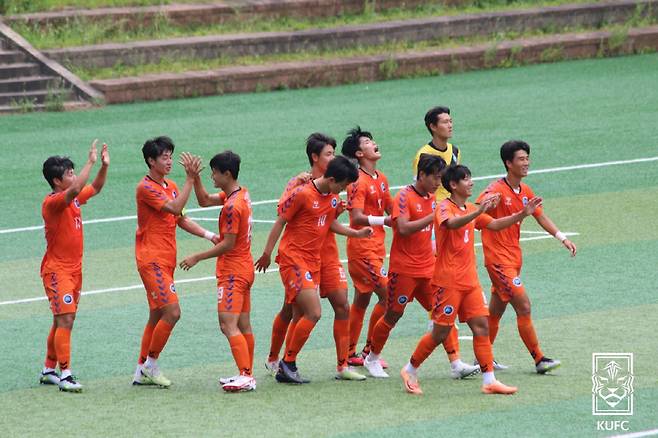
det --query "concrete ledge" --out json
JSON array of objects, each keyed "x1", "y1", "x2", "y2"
[
  {"x1": 45, "y1": 0, "x2": 658, "y2": 69},
  {"x1": 6, "y1": 0, "x2": 442, "y2": 28},
  {"x1": 0, "y1": 21, "x2": 103, "y2": 103},
  {"x1": 90, "y1": 26, "x2": 658, "y2": 104}
]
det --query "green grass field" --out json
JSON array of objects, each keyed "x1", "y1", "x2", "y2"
[{"x1": 1, "y1": 53, "x2": 657, "y2": 437}]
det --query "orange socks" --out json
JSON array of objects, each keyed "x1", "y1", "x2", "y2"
[
  {"x1": 284, "y1": 319, "x2": 298, "y2": 352},
  {"x1": 138, "y1": 323, "x2": 155, "y2": 364},
  {"x1": 148, "y1": 320, "x2": 174, "y2": 359},
  {"x1": 243, "y1": 333, "x2": 255, "y2": 371},
  {"x1": 228, "y1": 334, "x2": 252, "y2": 376},
  {"x1": 284, "y1": 317, "x2": 316, "y2": 362},
  {"x1": 54, "y1": 327, "x2": 71, "y2": 371},
  {"x1": 364, "y1": 302, "x2": 386, "y2": 353},
  {"x1": 268, "y1": 313, "x2": 289, "y2": 362},
  {"x1": 473, "y1": 335, "x2": 494, "y2": 374},
  {"x1": 348, "y1": 304, "x2": 366, "y2": 356},
  {"x1": 488, "y1": 315, "x2": 501, "y2": 345},
  {"x1": 333, "y1": 319, "x2": 349, "y2": 369},
  {"x1": 442, "y1": 326, "x2": 461, "y2": 362},
  {"x1": 517, "y1": 314, "x2": 543, "y2": 363},
  {"x1": 410, "y1": 333, "x2": 440, "y2": 368},
  {"x1": 370, "y1": 318, "x2": 394, "y2": 355},
  {"x1": 45, "y1": 324, "x2": 57, "y2": 369}
]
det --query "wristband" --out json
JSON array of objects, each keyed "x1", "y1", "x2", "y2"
[
  {"x1": 367, "y1": 215, "x2": 386, "y2": 226},
  {"x1": 555, "y1": 231, "x2": 567, "y2": 242},
  {"x1": 204, "y1": 230, "x2": 216, "y2": 241}
]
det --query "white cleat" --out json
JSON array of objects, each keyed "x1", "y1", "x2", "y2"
[
  {"x1": 39, "y1": 370, "x2": 60, "y2": 385},
  {"x1": 222, "y1": 375, "x2": 256, "y2": 392},
  {"x1": 265, "y1": 359, "x2": 280, "y2": 376},
  {"x1": 58, "y1": 375, "x2": 83, "y2": 393},
  {"x1": 364, "y1": 353, "x2": 389, "y2": 378},
  {"x1": 219, "y1": 375, "x2": 240, "y2": 385},
  {"x1": 450, "y1": 360, "x2": 481, "y2": 379},
  {"x1": 475, "y1": 359, "x2": 509, "y2": 371}
]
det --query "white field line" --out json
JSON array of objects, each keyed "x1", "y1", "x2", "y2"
[
  {"x1": 0, "y1": 232, "x2": 577, "y2": 307},
  {"x1": 1, "y1": 156, "x2": 656, "y2": 235},
  {"x1": 608, "y1": 429, "x2": 658, "y2": 438}
]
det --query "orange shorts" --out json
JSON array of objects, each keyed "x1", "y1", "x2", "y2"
[
  {"x1": 217, "y1": 273, "x2": 253, "y2": 314},
  {"x1": 486, "y1": 265, "x2": 526, "y2": 303},
  {"x1": 279, "y1": 264, "x2": 320, "y2": 304},
  {"x1": 319, "y1": 261, "x2": 348, "y2": 297},
  {"x1": 386, "y1": 271, "x2": 433, "y2": 313},
  {"x1": 432, "y1": 285, "x2": 489, "y2": 326},
  {"x1": 42, "y1": 271, "x2": 82, "y2": 315},
  {"x1": 347, "y1": 257, "x2": 388, "y2": 294},
  {"x1": 138, "y1": 262, "x2": 178, "y2": 310}
]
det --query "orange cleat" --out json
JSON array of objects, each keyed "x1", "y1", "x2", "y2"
[
  {"x1": 400, "y1": 368, "x2": 423, "y2": 395},
  {"x1": 481, "y1": 380, "x2": 517, "y2": 395}
]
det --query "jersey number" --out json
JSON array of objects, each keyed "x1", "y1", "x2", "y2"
[{"x1": 464, "y1": 229, "x2": 469, "y2": 243}]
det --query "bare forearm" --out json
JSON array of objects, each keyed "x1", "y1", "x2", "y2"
[
  {"x1": 178, "y1": 216, "x2": 212, "y2": 238},
  {"x1": 487, "y1": 211, "x2": 526, "y2": 231},
  {"x1": 91, "y1": 164, "x2": 108, "y2": 194},
  {"x1": 168, "y1": 177, "x2": 194, "y2": 215},
  {"x1": 193, "y1": 176, "x2": 212, "y2": 207},
  {"x1": 330, "y1": 221, "x2": 358, "y2": 237},
  {"x1": 399, "y1": 214, "x2": 433, "y2": 235},
  {"x1": 262, "y1": 219, "x2": 285, "y2": 255}
]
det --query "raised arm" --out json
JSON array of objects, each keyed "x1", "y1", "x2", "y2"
[
  {"x1": 64, "y1": 140, "x2": 97, "y2": 204},
  {"x1": 486, "y1": 197, "x2": 542, "y2": 231},
  {"x1": 193, "y1": 173, "x2": 224, "y2": 207},
  {"x1": 534, "y1": 212, "x2": 577, "y2": 256},
  {"x1": 90, "y1": 143, "x2": 109, "y2": 195},
  {"x1": 443, "y1": 194, "x2": 500, "y2": 229},
  {"x1": 160, "y1": 153, "x2": 201, "y2": 216}
]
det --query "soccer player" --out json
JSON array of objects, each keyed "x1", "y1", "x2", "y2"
[
  {"x1": 133, "y1": 136, "x2": 219, "y2": 388},
  {"x1": 257, "y1": 134, "x2": 367, "y2": 382},
  {"x1": 256, "y1": 156, "x2": 371, "y2": 383},
  {"x1": 400, "y1": 164, "x2": 541, "y2": 395},
  {"x1": 40, "y1": 139, "x2": 109, "y2": 392},
  {"x1": 364, "y1": 154, "x2": 449, "y2": 378},
  {"x1": 477, "y1": 140, "x2": 577, "y2": 373},
  {"x1": 179, "y1": 150, "x2": 256, "y2": 392},
  {"x1": 340, "y1": 127, "x2": 393, "y2": 367},
  {"x1": 412, "y1": 106, "x2": 478, "y2": 375}
]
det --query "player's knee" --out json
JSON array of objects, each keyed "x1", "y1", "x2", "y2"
[
  {"x1": 55, "y1": 313, "x2": 75, "y2": 329},
  {"x1": 431, "y1": 324, "x2": 450, "y2": 344},
  {"x1": 384, "y1": 310, "x2": 401, "y2": 326},
  {"x1": 306, "y1": 309, "x2": 322, "y2": 323},
  {"x1": 219, "y1": 320, "x2": 239, "y2": 337}
]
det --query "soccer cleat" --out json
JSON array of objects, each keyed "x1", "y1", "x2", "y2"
[
  {"x1": 219, "y1": 375, "x2": 240, "y2": 385},
  {"x1": 132, "y1": 364, "x2": 155, "y2": 386},
  {"x1": 39, "y1": 370, "x2": 60, "y2": 385},
  {"x1": 364, "y1": 353, "x2": 389, "y2": 378},
  {"x1": 358, "y1": 350, "x2": 388, "y2": 369},
  {"x1": 140, "y1": 364, "x2": 171, "y2": 388},
  {"x1": 265, "y1": 358, "x2": 280, "y2": 376},
  {"x1": 275, "y1": 360, "x2": 305, "y2": 384},
  {"x1": 481, "y1": 380, "x2": 517, "y2": 395},
  {"x1": 400, "y1": 367, "x2": 423, "y2": 395},
  {"x1": 474, "y1": 359, "x2": 509, "y2": 371},
  {"x1": 347, "y1": 354, "x2": 364, "y2": 367},
  {"x1": 535, "y1": 357, "x2": 561, "y2": 374},
  {"x1": 222, "y1": 375, "x2": 256, "y2": 392},
  {"x1": 58, "y1": 375, "x2": 82, "y2": 393},
  {"x1": 450, "y1": 360, "x2": 481, "y2": 379},
  {"x1": 335, "y1": 367, "x2": 367, "y2": 381}
]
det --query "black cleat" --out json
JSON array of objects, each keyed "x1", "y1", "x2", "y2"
[{"x1": 275, "y1": 360, "x2": 307, "y2": 384}]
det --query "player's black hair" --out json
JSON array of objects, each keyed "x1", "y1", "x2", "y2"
[
  {"x1": 43, "y1": 156, "x2": 75, "y2": 189},
  {"x1": 424, "y1": 106, "x2": 451, "y2": 135},
  {"x1": 341, "y1": 126, "x2": 373, "y2": 159},
  {"x1": 500, "y1": 140, "x2": 531, "y2": 171},
  {"x1": 142, "y1": 136, "x2": 175, "y2": 168},
  {"x1": 325, "y1": 155, "x2": 359, "y2": 184},
  {"x1": 416, "y1": 153, "x2": 446, "y2": 180},
  {"x1": 306, "y1": 132, "x2": 337, "y2": 167},
  {"x1": 442, "y1": 164, "x2": 472, "y2": 194},
  {"x1": 210, "y1": 150, "x2": 241, "y2": 179}
]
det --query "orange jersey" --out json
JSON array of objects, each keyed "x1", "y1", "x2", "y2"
[
  {"x1": 135, "y1": 176, "x2": 180, "y2": 268},
  {"x1": 216, "y1": 187, "x2": 254, "y2": 277},
  {"x1": 389, "y1": 185, "x2": 436, "y2": 277},
  {"x1": 433, "y1": 200, "x2": 493, "y2": 289},
  {"x1": 41, "y1": 185, "x2": 96, "y2": 275},
  {"x1": 276, "y1": 182, "x2": 339, "y2": 272},
  {"x1": 346, "y1": 168, "x2": 393, "y2": 260},
  {"x1": 476, "y1": 178, "x2": 543, "y2": 267}
]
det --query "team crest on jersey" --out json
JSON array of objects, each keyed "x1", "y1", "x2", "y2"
[
  {"x1": 73, "y1": 199, "x2": 80, "y2": 208},
  {"x1": 398, "y1": 295, "x2": 409, "y2": 305},
  {"x1": 170, "y1": 284, "x2": 176, "y2": 293},
  {"x1": 313, "y1": 200, "x2": 320, "y2": 209},
  {"x1": 331, "y1": 198, "x2": 338, "y2": 208},
  {"x1": 380, "y1": 267, "x2": 387, "y2": 277},
  {"x1": 522, "y1": 196, "x2": 528, "y2": 206},
  {"x1": 443, "y1": 305, "x2": 454, "y2": 315},
  {"x1": 381, "y1": 183, "x2": 386, "y2": 192},
  {"x1": 305, "y1": 271, "x2": 312, "y2": 281},
  {"x1": 512, "y1": 277, "x2": 522, "y2": 287},
  {"x1": 63, "y1": 294, "x2": 73, "y2": 304}
]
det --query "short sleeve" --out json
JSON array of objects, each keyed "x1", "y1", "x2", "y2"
[
  {"x1": 525, "y1": 185, "x2": 544, "y2": 218},
  {"x1": 438, "y1": 200, "x2": 454, "y2": 227},
  {"x1": 475, "y1": 213, "x2": 494, "y2": 230},
  {"x1": 77, "y1": 185, "x2": 96, "y2": 206},
  {"x1": 277, "y1": 186, "x2": 305, "y2": 222},
  {"x1": 476, "y1": 181, "x2": 500, "y2": 204},
  {"x1": 137, "y1": 182, "x2": 168, "y2": 211},
  {"x1": 391, "y1": 190, "x2": 409, "y2": 222},
  {"x1": 43, "y1": 191, "x2": 67, "y2": 213},
  {"x1": 346, "y1": 180, "x2": 365, "y2": 211},
  {"x1": 220, "y1": 200, "x2": 241, "y2": 235}
]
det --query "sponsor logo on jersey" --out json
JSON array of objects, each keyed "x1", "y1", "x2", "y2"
[
  {"x1": 313, "y1": 200, "x2": 320, "y2": 209},
  {"x1": 370, "y1": 185, "x2": 377, "y2": 194},
  {"x1": 416, "y1": 203, "x2": 423, "y2": 212}
]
